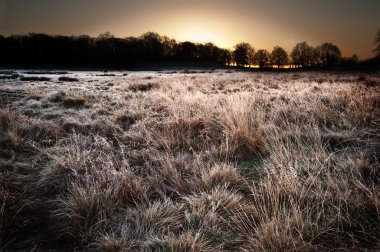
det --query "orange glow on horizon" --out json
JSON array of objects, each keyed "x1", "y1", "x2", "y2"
[
  {"x1": 228, "y1": 63, "x2": 295, "y2": 69},
  {"x1": 156, "y1": 14, "x2": 239, "y2": 50},
  {"x1": 176, "y1": 28, "x2": 222, "y2": 46}
]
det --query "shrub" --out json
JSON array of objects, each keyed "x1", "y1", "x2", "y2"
[{"x1": 58, "y1": 76, "x2": 79, "y2": 82}]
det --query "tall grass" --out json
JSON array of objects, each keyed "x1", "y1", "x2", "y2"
[{"x1": 0, "y1": 71, "x2": 379, "y2": 251}]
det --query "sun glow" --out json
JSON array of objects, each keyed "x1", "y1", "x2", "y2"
[
  {"x1": 156, "y1": 10, "x2": 240, "y2": 49},
  {"x1": 176, "y1": 27, "x2": 222, "y2": 45}
]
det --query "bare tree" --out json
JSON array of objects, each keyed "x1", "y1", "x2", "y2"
[
  {"x1": 233, "y1": 43, "x2": 254, "y2": 67},
  {"x1": 97, "y1": 31, "x2": 114, "y2": 40},
  {"x1": 271, "y1": 46, "x2": 288, "y2": 68},
  {"x1": 291, "y1": 42, "x2": 315, "y2": 68},
  {"x1": 316, "y1": 43, "x2": 342, "y2": 68}
]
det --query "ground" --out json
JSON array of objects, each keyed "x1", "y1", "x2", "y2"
[{"x1": 0, "y1": 69, "x2": 379, "y2": 251}]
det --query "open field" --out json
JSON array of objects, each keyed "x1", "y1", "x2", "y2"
[{"x1": 0, "y1": 69, "x2": 379, "y2": 251}]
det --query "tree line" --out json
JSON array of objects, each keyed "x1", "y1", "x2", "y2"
[
  {"x1": 233, "y1": 41, "x2": 357, "y2": 68},
  {"x1": 0, "y1": 32, "x2": 231, "y2": 68},
  {"x1": 0, "y1": 31, "x2": 378, "y2": 69}
]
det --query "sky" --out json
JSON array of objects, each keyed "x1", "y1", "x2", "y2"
[{"x1": 0, "y1": 0, "x2": 379, "y2": 59}]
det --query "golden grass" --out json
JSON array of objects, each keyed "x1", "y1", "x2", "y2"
[{"x1": 0, "y1": 71, "x2": 379, "y2": 251}]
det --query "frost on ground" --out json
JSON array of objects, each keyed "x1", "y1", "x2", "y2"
[{"x1": 0, "y1": 70, "x2": 379, "y2": 251}]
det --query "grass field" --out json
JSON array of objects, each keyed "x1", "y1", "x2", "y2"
[{"x1": 0, "y1": 69, "x2": 379, "y2": 251}]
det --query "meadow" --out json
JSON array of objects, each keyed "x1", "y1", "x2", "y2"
[{"x1": 0, "y1": 69, "x2": 379, "y2": 251}]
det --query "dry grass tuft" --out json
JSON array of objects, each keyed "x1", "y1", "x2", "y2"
[
  {"x1": 229, "y1": 129, "x2": 267, "y2": 157},
  {"x1": 156, "y1": 117, "x2": 212, "y2": 151},
  {"x1": 129, "y1": 82, "x2": 158, "y2": 92},
  {"x1": 49, "y1": 91, "x2": 67, "y2": 103},
  {"x1": 200, "y1": 164, "x2": 248, "y2": 193},
  {"x1": 115, "y1": 111, "x2": 139, "y2": 130},
  {"x1": 0, "y1": 110, "x2": 23, "y2": 150},
  {"x1": 61, "y1": 96, "x2": 87, "y2": 108},
  {"x1": 0, "y1": 109, "x2": 19, "y2": 132},
  {"x1": 56, "y1": 181, "x2": 118, "y2": 243},
  {"x1": 347, "y1": 86, "x2": 380, "y2": 127}
]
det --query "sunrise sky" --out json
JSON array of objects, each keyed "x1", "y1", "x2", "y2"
[{"x1": 0, "y1": 0, "x2": 379, "y2": 59}]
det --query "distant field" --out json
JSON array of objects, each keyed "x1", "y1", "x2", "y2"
[{"x1": 0, "y1": 69, "x2": 379, "y2": 251}]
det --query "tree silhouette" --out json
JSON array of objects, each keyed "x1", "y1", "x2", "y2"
[
  {"x1": 176, "y1": 41, "x2": 198, "y2": 60},
  {"x1": 140, "y1": 32, "x2": 164, "y2": 60},
  {"x1": 271, "y1": 46, "x2": 288, "y2": 68},
  {"x1": 162, "y1": 36, "x2": 176, "y2": 58},
  {"x1": 72, "y1": 35, "x2": 93, "y2": 65},
  {"x1": 291, "y1": 42, "x2": 315, "y2": 68},
  {"x1": 95, "y1": 32, "x2": 117, "y2": 66},
  {"x1": 198, "y1": 42, "x2": 216, "y2": 62},
  {"x1": 0, "y1": 35, "x2": 6, "y2": 63},
  {"x1": 97, "y1": 32, "x2": 114, "y2": 40},
  {"x1": 316, "y1": 43, "x2": 342, "y2": 68},
  {"x1": 374, "y1": 29, "x2": 380, "y2": 57},
  {"x1": 233, "y1": 43, "x2": 254, "y2": 67},
  {"x1": 351, "y1": 54, "x2": 359, "y2": 64},
  {"x1": 220, "y1": 49, "x2": 232, "y2": 66},
  {"x1": 254, "y1": 49, "x2": 270, "y2": 68}
]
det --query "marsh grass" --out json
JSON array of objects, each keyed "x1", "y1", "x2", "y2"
[{"x1": 0, "y1": 71, "x2": 379, "y2": 251}]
